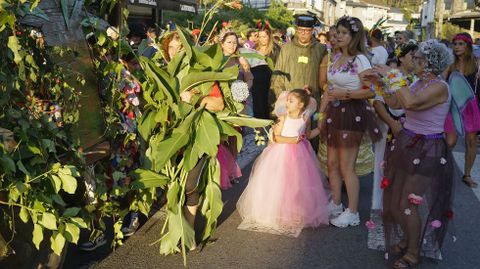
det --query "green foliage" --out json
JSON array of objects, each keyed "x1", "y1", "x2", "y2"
[
  {"x1": 1, "y1": 0, "x2": 88, "y2": 258},
  {"x1": 441, "y1": 22, "x2": 465, "y2": 40},
  {"x1": 131, "y1": 24, "x2": 271, "y2": 264},
  {"x1": 264, "y1": 0, "x2": 294, "y2": 29}
]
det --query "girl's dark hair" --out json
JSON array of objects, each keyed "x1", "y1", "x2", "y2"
[
  {"x1": 397, "y1": 41, "x2": 418, "y2": 59},
  {"x1": 289, "y1": 89, "x2": 310, "y2": 109}
]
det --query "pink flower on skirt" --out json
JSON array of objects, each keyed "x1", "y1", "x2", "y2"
[
  {"x1": 380, "y1": 176, "x2": 391, "y2": 189},
  {"x1": 430, "y1": 220, "x2": 442, "y2": 228},
  {"x1": 379, "y1": 160, "x2": 386, "y2": 169},
  {"x1": 365, "y1": 220, "x2": 376, "y2": 230},
  {"x1": 408, "y1": 193, "x2": 423, "y2": 205}
]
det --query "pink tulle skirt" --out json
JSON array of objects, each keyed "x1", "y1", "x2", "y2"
[
  {"x1": 217, "y1": 144, "x2": 242, "y2": 190},
  {"x1": 236, "y1": 140, "x2": 329, "y2": 237},
  {"x1": 444, "y1": 97, "x2": 480, "y2": 133}
]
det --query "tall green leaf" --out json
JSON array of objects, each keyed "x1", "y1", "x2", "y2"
[
  {"x1": 7, "y1": 36, "x2": 22, "y2": 64},
  {"x1": 218, "y1": 115, "x2": 272, "y2": 128},
  {"x1": 131, "y1": 169, "x2": 168, "y2": 189},
  {"x1": 195, "y1": 112, "x2": 220, "y2": 157},
  {"x1": 50, "y1": 231, "x2": 66, "y2": 256},
  {"x1": 32, "y1": 223, "x2": 43, "y2": 249},
  {"x1": 180, "y1": 66, "x2": 238, "y2": 93},
  {"x1": 200, "y1": 158, "x2": 223, "y2": 241},
  {"x1": 60, "y1": 0, "x2": 70, "y2": 30}
]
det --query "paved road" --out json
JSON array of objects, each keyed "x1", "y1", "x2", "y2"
[{"x1": 65, "y1": 137, "x2": 480, "y2": 269}]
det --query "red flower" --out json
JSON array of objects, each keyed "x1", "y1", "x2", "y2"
[
  {"x1": 191, "y1": 29, "x2": 200, "y2": 36},
  {"x1": 380, "y1": 176, "x2": 391, "y2": 189},
  {"x1": 446, "y1": 210, "x2": 454, "y2": 220},
  {"x1": 127, "y1": 111, "x2": 135, "y2": 119},
  {"x1": 221, "y1": 21, "x2": 229, "y2": 28}
]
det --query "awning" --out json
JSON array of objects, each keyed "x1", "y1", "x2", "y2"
[{"x1": 127, "y1": 0, "x2": 198, "y2": 13}]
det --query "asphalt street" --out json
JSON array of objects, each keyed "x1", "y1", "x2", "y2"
[{"x1": 64, "y1": 137, "x2": 480, "y2": 269}]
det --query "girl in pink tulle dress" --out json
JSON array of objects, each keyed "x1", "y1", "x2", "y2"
[{"x1": 236, "y1": 89, "x2": 329, "y2": 237}]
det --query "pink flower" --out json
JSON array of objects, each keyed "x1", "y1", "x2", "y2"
[
  {"x1": 408, "y1": 193, "x2": 423, "y2": 205},
  {"x1": 365, "y1": 220, "x2": 376, "y2": 230},
  {"x1": 430, "y1": 220, "x2": 442, "y2": 228},
  {"x1": 379, "y1": 160, "x2": 386, "y2": 169}
]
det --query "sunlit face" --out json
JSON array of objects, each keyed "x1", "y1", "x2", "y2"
[
  {"x1": 168, "y1": 38, "x2": 182, "y2": 60},
  {"x1": 453, "y1": 39, "x2": 467, "y2": 57},
  {"x1": 286, "y1": 94, "x2": 304, "y2": 114},
  {"x1": 399, "y1": 50, "x2": 415, "y2": 73},
  {"x1": 412, "y1": 51, "x2": 427, "y2": 75},
  {"x1": 328, "y1": 28, "x2": 338, "y2": 49},
  {"x1": 318, "y1": 34, "x2": 327, "y2": 44},
  {"x1": 258, "y1": 31, "x2": 270, "y2": 47},
  {"x1": 221, "y1": 35, "x2": 238, "y2": 56},
  {"x1": 296, "y1": 27, "x2": 313, "y2": 45},
  {"x1": 336, "y1": 25, "x2": 352, "y2": 50}
]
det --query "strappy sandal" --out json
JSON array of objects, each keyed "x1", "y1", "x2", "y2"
[
  {"x1": 462, "y1": 175, "x2": 478, "y2": 188},
  {"x1": 393, "y1": 253, "x2": 419, "y2": 269},
  {"x1": 390, "y1": 243, "x2": 407, "y2": 256}
]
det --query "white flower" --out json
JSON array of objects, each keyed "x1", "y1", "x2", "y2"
[
  {"x1": 390, "y1": 145, "x2": 395, "y2": 151},
  {"x1": 453, "y1": 236, "x2": 457, "y2": 243},
  {"x1": 342, "y1": 133, "x2": 348, "y2": 139},
  {"x1": 404, "y1": 208, "x2": 411, "y2": 215},
  {"x1": 374, "y1": 128, "x2": 379, "y2": 133},
  {"x1": 341, "y1": 107, "x2": 346, "y2": 112},
  {"x1": 327, "y1": 118, "x2": 332, "y2": 124},
  {"x1": 423, "y1": 239, "x2": 427, "y2": 245},
  {"x1": 355, "y1": 116, "x2": 361, "y2": 122},
  {"x1": 384, "y1": 253, "x2": 389, "y2": 260},
  {"x1": 440, "y1": 157, "x2": 447, "y2": 165},
  {"x1": 413, "y1": 158, "x2": 420, "y2": 165},
  {"x1": 392, "y1": 139, "x2": 396, "y2": 144},
  {"x1": 231, "y1": 80, "x2": 250, "y2": 102}
]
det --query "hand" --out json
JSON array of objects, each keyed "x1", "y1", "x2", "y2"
[
  {"x1": 391, "y1": 120, "x2": 403, "y2": 136},
  {"x1": 180, "y1": 89, "x2": 199, "y2": 103},
  {"x1": 239, "y1": 57, "x2": 250, "y2": 72},
  {"x1": 360, "y1": 69, "x2": 382, "y2": 84},
  {"x1": 373, "y1": 64, "x2": 393, "y2": 78},
  {"x1": 327, "y1": 88, "x2": 347, "y2": 99}
]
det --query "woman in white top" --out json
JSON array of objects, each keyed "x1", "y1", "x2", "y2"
[{"x1": 320, "y1": 16, "x2": 382, "y2": 228}]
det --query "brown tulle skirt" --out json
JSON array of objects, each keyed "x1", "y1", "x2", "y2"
[
  {"x1": 320, "y1": 99, "x2": 382, "y2": 148},
  {"x1": 382, "y1": 128, "x2": 456, "y2": 259}
]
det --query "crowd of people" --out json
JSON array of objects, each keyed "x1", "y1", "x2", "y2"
[{"x1": 83, "y1": 14, "x2": 480, "y2": 268}]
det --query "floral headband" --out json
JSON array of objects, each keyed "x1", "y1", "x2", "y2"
[
  {"x1": 452, "y1": 34, "x2": 473, "y2": 45},
  {"x1": 339, "y1": 16, "x2": 359, "y2": 32}
]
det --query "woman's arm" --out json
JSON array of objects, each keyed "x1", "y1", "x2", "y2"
[
  {"x1": 394, "y1": 82, "x2": 449, "y2": 111},
  {"x1": 373, "y1": 100, "x2": 402, "y2": 135},
  {"x1": 319, "y1": 55, "x2": 328, "y2": 94},
  {"x1": 200, "y1": 96, "x2": 225, "y2": 112}
]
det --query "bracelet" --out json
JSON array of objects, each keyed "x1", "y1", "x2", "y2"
[{"x1": 317, "y1": 112, "x2": 326, "y2": 121}]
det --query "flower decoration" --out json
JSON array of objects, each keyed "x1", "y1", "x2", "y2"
[
  {"x1": 430, "y1": 220, "x2": 442, "y2": 228},
  {"x1": 191, "y1": 29, "x2": 201, "y2": 36},
  {"x1": 413, "y1": 158, "x2": 420, "y2": 165},
  {"x1": 440, "y1": 157, "x2": 447, "y2": 165},
  {"x1": 230, "y1": 80, "x2": 250, "y2": 102},
  {"x1": 365, "y1": 220, "x2": 376, "y2": 230},
  {"x1": 342, "y1": 133, "x2": 348, "y2": 139},
  {"x1": 374, "y1": 128, "x2": 379, "y2": 133},
  {"x1": 395, "y1": 47, "x2": 402, "y2": 58},
  {"x1": 390, "y1": 145, "x2": 395, "y2": 151},
  {"x1": 380, "y1": 176, "x2": 391, "y2": 189},
  {"x1": 341, "y1": 107, "x2": 346, "y2": 112},
  {"x1": 408, "y1": 193, "x2": 423, "y2": 205},
  {"x1": 355, "y1": 116, "x2": 361, "y2": 122},
  {"x1": 327, "y1": 118, "x2": 332, "y2": 124},
  {"x1": 404, "y1": 208, "x2": 412, "y2": 216},
  {"x1": 379, "y1": 160, "x2": 386, "y2": 169}
]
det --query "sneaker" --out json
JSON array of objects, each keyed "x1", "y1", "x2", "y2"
[
  {"x1": 328, "y1": 200, "x2": 344, "y2": 217},
  {"x1": 121, "y1": 212, "x2": 140, "y2": 237},
  {"x1": 330, "y1": 208, "x2": 360, "y2": 228},
  {"x1": 79, "y1": 233, "x2": 107, "y2": 251}
]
